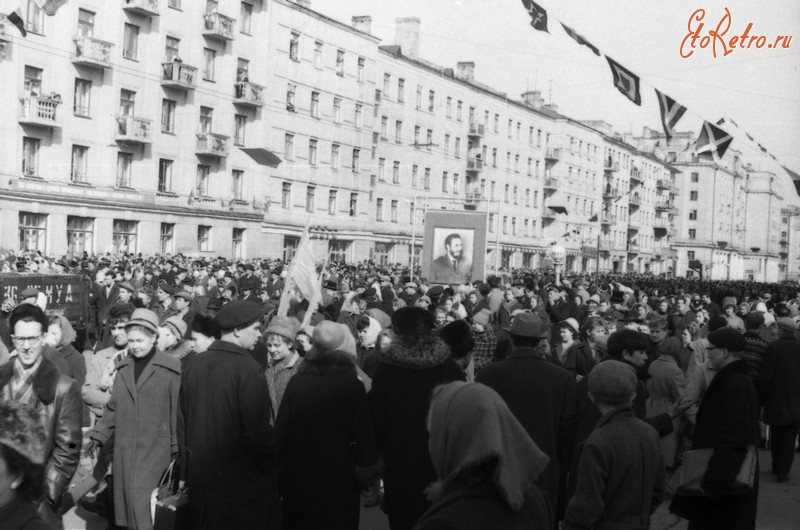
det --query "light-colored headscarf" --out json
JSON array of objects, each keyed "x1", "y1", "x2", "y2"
[
  {"x1": 52, "y1": 315, "x2": 77, "y2": 350},
  {"x1": 427, "y1": 381, "x2": 549, "y2": 511},
  {"x1": 360, "y1": 317, "x2": 382, "y2": 349}
]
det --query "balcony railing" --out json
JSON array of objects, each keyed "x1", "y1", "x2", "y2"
[
  {"x1": 599, "y1": 212, "x2": 616, "y2": 225},
  {"x1": 545, "y1": 147, "x2": 561, "y2": 162},
  {"x1": 196, "y1": 132, "x2": 230, "y2": 157},
  {"x1": 123, "y1": 0, "x2": 160, "y2": 17},
  {"x1": 603, "y1": 187, "x2": 620, "y2": 199},
  {"x1": 656, "y1": 179, "x2": 674, "y2": 190},
  {"x1": 19, "y1": 96, "x2": 61, "y2": 128},
  {"x1": 234, "y1": 81, "x2": 265, "y2": 107},
  {"x1": 543, "y1": 177, "x2": 559, "y2": 191},
  {"x1": 116, "y1": 115, "x2": 153, "y2": 144},
  {"x1": 203, "y1": 12, "x2": 236, "y2": 41},
  {"x1": 72, "y1": 36, "x2": 113, "y2": 68},
  {"x1": 630, "y1": 169, "x2": 642, "y2": 185},
  {"x1": 627, "y1": 220, "x2": 641, "y2": 232},
  {"x1": 604, "y1": 160, "x2": 619, "y2": 172},
  {"x1": 162, "y1": 61, "x2": 197, "y2": 90},
  {"x1": 466, "y1": 157, "x2": 483, "y2": 172},
  {"x1": 468, "y1": 122, "x2": 485, "y2": 137},
  {"x1": 655, "y1": 201, "x2": 678, "y2": 214},
  {"x1": 629, "y1": 195, "x2": 641, "y2": 207}
]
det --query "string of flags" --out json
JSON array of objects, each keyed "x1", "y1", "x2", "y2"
[
  {"x1": 0, "y1": 1, "x2": 67, "y2": 37},
  {"x1": 519, "y1": 0, "x2": 780, "y2": 165}
]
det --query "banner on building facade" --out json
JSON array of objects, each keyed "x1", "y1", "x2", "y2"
[{"x1": 422, "y1": 211, "x2": 487, "y2": 285}]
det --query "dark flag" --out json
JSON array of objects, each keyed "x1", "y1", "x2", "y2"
[
  {"x1": 521, "y1": 0, "x2": 549, "y2": 32},
  {"x1": 655, "y1": 90, "x2": 687, "y2": 142},
  {"x1": 696, "y1": 121, "x2": 733, "y2": 162},
  {"x1": 605, "y1": 56, "x2": 641, "y2": 106},
  {"x1": 2, "y1": 8, "x2": 26, "y2": 37},
  {"x1": 560, "y1": 22, "x2": 600, "y2": 55}
]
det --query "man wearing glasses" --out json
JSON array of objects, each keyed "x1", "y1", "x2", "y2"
[{"x1": 0, "y1": 303, "x2": 82, "y2": 527}]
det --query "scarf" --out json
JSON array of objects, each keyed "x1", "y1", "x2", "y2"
[{"x1": 10, "y1": 355, "x2": 43, "y2": 405}]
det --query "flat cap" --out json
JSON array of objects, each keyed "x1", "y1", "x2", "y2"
[
  {"x1": 589, "y1": 360, "x2": 637, "y2": 405},
  {"x1": 707, "y1": 327, "x2": 747, "y2": 352},
  {"x1": 19, "y1": 287, "x2": 40, "y2": 299},
  {"x1": 117, "y1": 281, "x2": 135, "y2": 293},
  {"x1": 510, "y1": 312, "x2": 549, "y2": 338},
  {"x1": 427, "y1": 285, "x2": 444, "y2": 297},
  {"x1": 156, "y1": 280, "x2": 175, "y2": 295},
  {"x1": 173, "y1": 291, "x2": 194, "y2": 302},
  {"x1": 214, "y1": 300, "x2": 261, "y2": 330}
]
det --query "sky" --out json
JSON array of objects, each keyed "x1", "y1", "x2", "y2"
[{"x1": 312, "y1": 0, "x2": 800, "y2": 174}]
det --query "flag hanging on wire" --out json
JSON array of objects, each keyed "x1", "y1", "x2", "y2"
[
  {"x1": 521, "y1": 0, "x2": 549, "y2": 32},
  {"x1": 655, "y1": 90, "x2": 687, "y2": 142},
  {"x1": 560, "y1": 22, "x2": 600, "y2": 55},
  {"x1": 1, "y1": 1, "x2": 26, "y2": 37},
  {"x1": 34, "y1": 0, "x2": 66, "y2": 15},
  {"x1": 696, "y1": 121, "x2": 733, "y2": 162},
  {"x1": 605, "y1": 56, "x2": 641, "y2": 106}
]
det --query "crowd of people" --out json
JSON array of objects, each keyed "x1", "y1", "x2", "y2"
[{"x1": 0, "y1": 249, "x2": 799, "y2": 530}]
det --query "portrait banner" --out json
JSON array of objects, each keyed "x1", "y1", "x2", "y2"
[{"x1": 422, "y1": 211, "x2": 487, "y2": 285}]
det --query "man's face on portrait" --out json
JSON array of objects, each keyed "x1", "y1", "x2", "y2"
[{"x1": 446, "y1": 237, "x2": 463, "y2": 260}]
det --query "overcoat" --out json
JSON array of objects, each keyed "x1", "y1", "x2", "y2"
[
  {"x1": 476, "y1": 347, "x2": 577, "y2": 518},
  {"x1": 669, "y1": 360, "x2": 759, "y2": 530},
  {"x1": 91, "y1": 349, "x2": 181, "y2": 530},
  {"x1": 276, "y1": 350, "x2": 379, "y2": 529},
  {"x1": 178, "y1": 340, "x2": 280, "y2": 530},
  {"x1": 759, "y1": 333, "x2": 800, "y2": 426}
]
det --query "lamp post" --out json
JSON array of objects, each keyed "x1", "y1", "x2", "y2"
[{"x1": 550, "y1": 243, "x2": 566, "y2": 285}]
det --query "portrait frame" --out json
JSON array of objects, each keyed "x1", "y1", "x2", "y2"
[{"x1": 422, "y1": 211, "x2": 487, "y2": 285}]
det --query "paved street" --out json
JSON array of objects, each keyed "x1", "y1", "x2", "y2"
[{"x1": 62, "y1": 448, "x2": 799, "y2": 530}]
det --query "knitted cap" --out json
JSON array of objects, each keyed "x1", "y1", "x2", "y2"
[{"x1": 472, "y1": 308, "x2": 492, "y2": 327}]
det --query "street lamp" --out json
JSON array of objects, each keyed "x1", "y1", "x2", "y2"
[{"x1": 550, "y1": 243, "x2": 566, "y2": 285}]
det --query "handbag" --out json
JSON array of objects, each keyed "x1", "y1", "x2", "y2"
[
  {"x1": 677, "y1": 445, "x2": 757, "y2": 497},
  {"x1": 151, "y1": 458, "x2": 190, "y2": 530}
]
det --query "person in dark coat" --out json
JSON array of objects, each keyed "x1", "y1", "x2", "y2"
[
  {"x1": 414, "y1": 381, "x2": 552, "y2": 530},
  {"x1": 759, "y1": 317, "x2": 800, "y2": 482},
  {"x1": 477, "y1": 312, "x2": 577, "y2": 527},
  {"x1": 276, "y1": 347, "x2": 380, "y2": 529},
  {"x1": 670, "y1": 328, "x2": 760, "y2": 530},
  {"x1": 178, "y1": 301, "x2": 280, "y2": 529},
  {"x1": 368, "y1": 307, "x2": 465, "y2": 530}
]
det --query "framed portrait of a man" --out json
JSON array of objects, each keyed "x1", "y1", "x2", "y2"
[{"x1": 422, "y1": 211, "x2": 487, "y2": 285}]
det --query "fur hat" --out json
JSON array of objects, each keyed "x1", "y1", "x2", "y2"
[
  {"x1": 0, "y1": 401, "x2": 47, "y2": 465},
  {"x1": 588, "y1": 360, "x2": 637, "y2": 405},
  {"x1": 472, "y1": 308, "x2": 492, "y2": 327},
  {"x1": 439, "y1": 320, "x2": 475, "y2": 359},
  {"x1": 311, "y1": 321, "x2": 356, "y2": 357},
  {"x1": 266, "y1": 315, "x2": 300, "y2": 341},
  {"x1": 392, "y1": 306, "x2": 435, "y2": 336}
]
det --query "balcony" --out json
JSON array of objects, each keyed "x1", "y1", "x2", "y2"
[
  {"x1": 116, "y1": 115, "x2": 153, "y2": 144},
  {"x1": 653, "y1": 218, "x2": 669, "y2": 232},
  {"x1": 123, "y1": 0, "x2": 160, "y2": 17},
  {"x1": 599, "y1": 239, "x2": 625, "y2": 252},
  {"x1": 545, "y1": 147, "x2": 561, "y2": 162},
  {"x1": 543, "y1": 177, "x2": 559, "y2": 191},
  {"x1": 603, "y1": 187, "x2": 620, "y2": 200},
  {"x1": 19, "y1": 96, "x2": 62, "y2": 128},
  {"x1": 162, "y1": 61, "x2": 197, "y2": 91},
  {"x1": 630, "y1": 168, "x2": 642, "y2": 186},
  {"x1": 72, "y1": 36, "x2": 113, "y2": 69},
  {"x1": 627, "y1": 242, "x2": 640, "y2": 255},
  {"x1": 203, "y1": 12, "x2": 236, "y2": 41},
  {"x1": 599, "y1": 212, "x2": 616, "y2": 225},
  {"x1": 656, "y1": 179, "x2": 675, "y2": 191},
  {"x1": 629, "y1": 195, "x2": 641, "y2": 207},
  {"x1": 468, "y1": 122, "x2": 485, "y2": 137},
  {"x1": 196, "y1": 132, "x2": 230, "y2": 158},
  {"x1": 627, "y1": 220, "x2": 640, "y2": 232},
  {"x1": 466, "y1": 157, "x2": 483, "y2": 172},
  {"x1": 464, "y1": 191, "x2": 483, "y2": 210},
  {"x1": 234, "y1": 81, "x2": 265, "y2": 107},
  {"x1": 604, "y1": 159, "x2": 619, "y2": 172},
  {"x1": 655, "y1": 200, "x2": 678, "y2": 215}
]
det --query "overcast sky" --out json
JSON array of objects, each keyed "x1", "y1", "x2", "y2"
[{"x1": 313, "y1": 0, "x2": 800, "y2": 174}]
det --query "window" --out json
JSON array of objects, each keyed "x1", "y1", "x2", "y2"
[
  {"x1": 313, "y1": 41, "x2": 322, "y2": 68},
  {"x1": 240, "y1": 2, "x2": 252, "y2": 34},
  {"x1": 160, "y1": 223, "x2": 175, "y2": 255},
  {"x1": 489, "y1": 213, "x2": 495, "y2": 233},
  {"x1": 112, "y1": 220, "x2": 138, "y2": 253},
  {"x1": 689, "y1": 210, "x2": 697, "y2": 220},
  {"x1": 378, "y1": 158, "x2": 386, "y2": 181},
  {"x1": 492, "y1": 148, "x2": 497, "y2": 167},
  {"x1": 412, "y1": 165, "x2": 418, "y2": 187},
  {"x1": 25, "y1": 1, "x2": 45, "y2": 34},
  {"x1": 446, "y1": 97, "x2": 452, "y2": 118},
  {"x1": 308, "y1": 139, "x2": 317, "y2": 166},
  {"x1": 507, "y1": 119, "x2": 512, "y2": 137},
  {"x1": 231, "y1": 228, "x2": 244, "y2": 259},
  {"x1": 306, "y1": 186, "x2": 315, "y2": 213},
  {"x1": 354, "y1": 103, "x2": 363, "y2": 128},
  {"x1": 282, "y1": 182, "x2": 291, "y2": 208},
  {"x1": 454, "y1": 137, "x2": 461, "y2": 158},
  {"x1": 119, "y1": 89, "x2": 136, "y2": 117},
  {"x1": 331, "y1": 144, "x2": 340, "y2": 169},
  {"x1": 198, "y1": 225, "x2": 211, "y2": 251},
  {"x1": 504, "y1": 184, "x2": 510, "y2": 203},
  {"x1": 527, "y1": 158, "x2": 532, "y2": 176},
  {"x1": 202, "y1": 48, "x2": 216, "y2": 80},
  {"x1": 196, "y1": 164, "x2": 210, "y2": 195},
  {"x1": 515, "y1": 154, "x2": 520, "y2": 173},
  {"x1": 513, "y1": 186, "x2": 519, "y2": 204},
  {"x1": 391, "y1": 200, "x2": 398, "y2": 223},
  {"x1": 442, "y1": 172, "x2": 449, "y2": 193},
  {"x1": 494, "y1": 113, "x2": 499, "y2": 132},
  {"x1": 331, "y1": 96, "x2": 342, "y2": 123},
  {"x1": 414, "y1": 126, "x2": 420, "y2": 146},
  {"x1": 71, "y1": 145, "x2": 88, "y2": 183},
  {"x1": 424, "y1": 168, "x2": 431, "y2": 190},
  {"x1": 286, "y1": 83, "x2": 296, "y2": 111},
  {"x1": 77, "y1": 9, "x2": 94, "y2": 38},
  {"x1": 123, "y1": 24, "x2": 139, "y2": 60},
  {"x1": 526, "y1": 188, "x2": 531, "y2": 206},
  {"x1": 416, "y1": 85, "x2": 422, "y2": 109},
  {"x1": 234, "y1": 114, "x2": 246, "y2": 146},
  {"x1": 690, "y1": 191, "x2": 698, "y2": 201},
  {"x1": 512, "y1": 217, "x2": 517, "y2": 235},
  {"x1": 284, "y1": 133, "x2": 294, "y2": 160},
  {"x1": 289, "y1": 32, "x2": 299, "y2": 61},
  {"x1": 310, "y1": 91, "x2": 319, "y2": 118},
  {"x1": 168, "y1": 0, "x2": 181, "y2": 8},
  {"x1": 490, "y1": 181, "x2": 496, "y2": 200},
  {"x1": 374, "y1": 90, "x2": 381, "y2": 117},
  {"x1": 22, "y1": 137, "x2": 39, "y2": 177},
  {"x1": 376, "y1": 198, "x2": 384, "y2": 222},
  {"x1": 328, "y1": 190, "x2": 337, "y2": 215},
  {"x1": 236, "y1": 58, "x2": 249, "y2": 82},
  {"x1": 397, "y1": 79, "x2": 405, "y2": 103},
  {"x1": 165, "y1": 37, "x2": 180, "y2": 64},
  {"x1": 24, "y1": 66, "x2": 42, "y2": 97},
  {"x1": 349, "y1": 193, "x2": 358, "y2": 217},
  {"x1": 503, "y1": 216, "x2": 508, "y2": 234},
  {"x1": 231, "y1": 169, "x2": 243, "y2": 200},
  {"x1": 357, "y1": 57, "x2": 365, "y2": 82},
  {"x1": 444, "y1": 134, "x2": 450, "y2": 156},
  {"x1": 688, "y1": 228, "x2": 697, "y2": 239},
  {"x1": 352, "y1": 148, "x2": 360, "y2": 172},
  {"x1": 380, "y1": 116, "x2": 388, "y2": 138},
  {"x1": 426, "y1": 130, "x2": 432, "y2": 151},
  {"x1": 199, "y1": 106, "x2": 213, "y2": 133},
  {"x1": 428, "y1": 90, "x2": 435, "y2": 111},
  {"x1": 395, "y1": 121, "x2": 402, "y2": 143},
  {"x1": 457, "y1": 100, "x2": 462, "y2": 121},
  {"x1": 691, "y1": 172, "x2": 699, "y2": 182},
  {"x1": 116, "y1": 153, "x2": 132, "y2": 188},
  {"x1": 67, "y1": 216, "x2": 93, "y2": 255},
  {"x1": 158, "y1": 159, "x2": 173, "y2": 192},
  {"x1": 336, "y1": 49, "x2": 345, "y2": 76},
  {"x1": 161, "y1": 99, "x2": 176, "y2": 133},
  {"x1": 688, "y1": 250, "x2": 696, "y2": 260},
  {"x1": 453, "y1": 174, "x2": 460, "y2": 195},
  {"x1": 19, "y1": 212, "x2": 47, "y2": 252}
]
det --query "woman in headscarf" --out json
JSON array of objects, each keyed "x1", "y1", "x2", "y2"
[
  {"x1": 646, "y1": 337, "x2": 686, "y2": 468},
  {"x1": 356, "y1": 316, "x2": 383, "y2": 379},
  {"x1": 0, "y1": 401, "x2": 53, "y2": 529},
  {"x1": 414, "y1": 381, "x2": 552, "y2": 529},
  {"x1": 44, "y1": 315, "x2": 86, "y2": 390}
]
